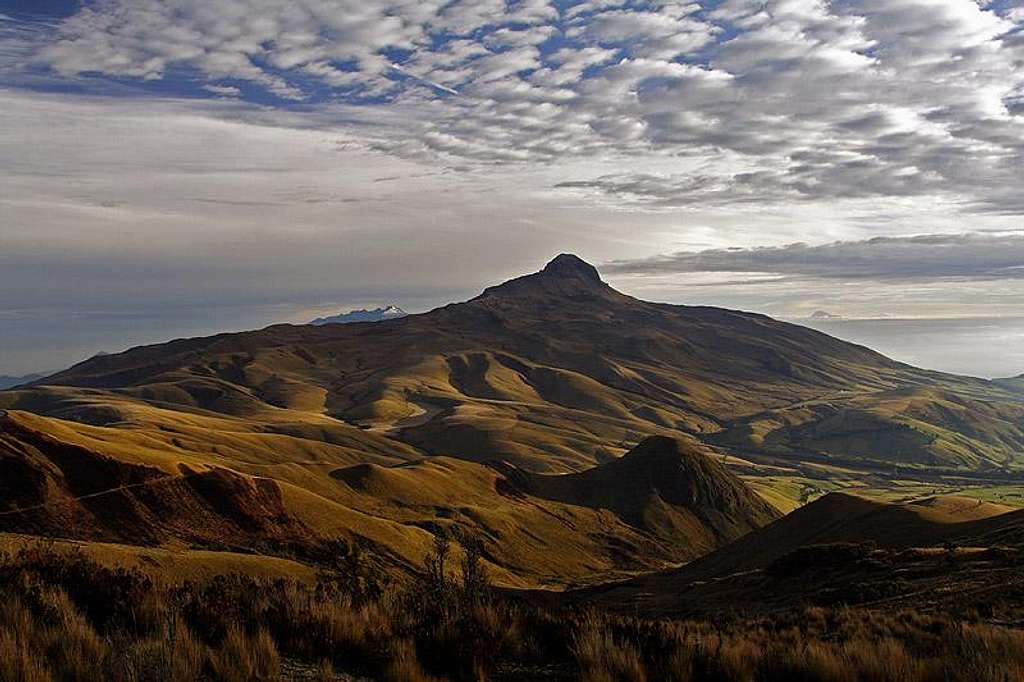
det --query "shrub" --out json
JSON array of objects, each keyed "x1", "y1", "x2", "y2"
[{"x1": 766, "y1": 542, "x2": 878, "y2": 578}]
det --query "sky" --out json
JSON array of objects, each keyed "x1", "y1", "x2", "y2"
[{"x1": 1, "y1": 0, "x2": 1023, "y2": 378}]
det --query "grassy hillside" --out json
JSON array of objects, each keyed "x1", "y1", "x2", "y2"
[
  {"x1": 0, "y1": 407, "x2": 774, "y2": 589},
  {"x1": 577, "y1": 491, "x2": 1024, "y2": 618}
]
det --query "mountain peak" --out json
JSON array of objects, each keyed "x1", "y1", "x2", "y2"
[
  {"x1": 476, "y1": 253, "x2": 613, "y2": 303},
  {"x1": 620, "y1": 436, "x2": 696, "y2": 461},
  {"x1": 606, "y1": 436, "x2": 781, "y2": 525},
  {"x1": 541, "y1": 254, "x2": 602, "y2": 283}
]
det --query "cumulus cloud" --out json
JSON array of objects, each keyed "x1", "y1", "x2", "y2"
[
  {"x1": 605, "y1": 233, "x2": 1024, "y2": 282},
  {"x1": 2, "y1": 0, "x2": 1021, "y2": 216},
  {"x1": 568, "y1": 6, "x2": 719, "y2": 59}
]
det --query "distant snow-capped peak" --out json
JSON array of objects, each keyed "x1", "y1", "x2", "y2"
[{"x1": 310, "y1": 306, "x2": 408, "y2": 326}]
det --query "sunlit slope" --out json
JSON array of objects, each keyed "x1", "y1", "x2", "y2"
[
  {"x1": 20, "y1": 254, "x2": 1024, "y2": 474},
  {"x1": 0, "y1": 533, "x2": 322, "y2": 583},
  {"x1": 0, "y1": 409, "x2": 776, "y2": 587},
  {"x1": 0, "y1": 409, "x2": 429, "y2": 567},
  {"x1": 714, "y1": 386, "x2": 1024, "y2": 470}
]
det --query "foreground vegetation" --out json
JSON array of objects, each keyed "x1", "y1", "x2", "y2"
[{"x1": 2, "y1": 540, "x2": 1023, "y2": 682}]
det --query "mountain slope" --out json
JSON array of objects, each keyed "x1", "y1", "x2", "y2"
[
  {"x1": 996, "y1": 374, "x2": 1024, "y2": 394},
  {"x1": 0, "y1": 408, "x2": 776, "y2": 587},
  {"x1": 576, "y1": 490, "x2": 1024, "y2": 617}
]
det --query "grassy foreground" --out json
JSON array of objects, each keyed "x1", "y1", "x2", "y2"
[{"x1": 2, "y1": 540, "x2": 1022, "y2": 682}]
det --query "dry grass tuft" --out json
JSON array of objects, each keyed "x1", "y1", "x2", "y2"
[
  {"x1": 383, "y1": 640, "x2": 440, "y2": 682},
  {"x1": 210, "y1": 624, "x2": 281, "y2": 682},
  {"x1": 573, "y1": 620, "x2": 647, "y2": 682},
  {"x1": 0, "y1": 628, "x2": 53, "y2": 682}
]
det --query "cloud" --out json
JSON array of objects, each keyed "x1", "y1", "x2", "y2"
[
  {"x1": 568, "y1": 6, "x2": 719, "y2": 59},
  {"x1": 2, "y1": 0, "x2": 1021, "y2": 219},
  {"x1": 3, "y1": 1, "x2": 1024, "y2": 216},
  {"x1": 604, "y1": 233, "x2": 1024, "y2": 282},
  {"x1": 203, "y1": 84, "x2": 242, "y2": 98}
]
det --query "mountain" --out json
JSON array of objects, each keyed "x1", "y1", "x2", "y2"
[
  {"x1": 2, "y1": 254, "x2": 1024, "y2": 587},
  {"x1": 995, "y1": 374, "x2": 1024, "y2": 394},
  {"x1": 14, "y1": 254, "x2": 1023, "y2": 476},
  {"x1": 0, "y1": 373, "x2": 43, "y2": 390},
  {"x1": 310, "y1": 305, "x2": 407, "y2": 325}
]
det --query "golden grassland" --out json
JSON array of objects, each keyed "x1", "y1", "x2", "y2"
[
  {"x1": 0, "y1": 534, "x2": 320, "y2": 584},
  {"x1": 0, "y1": 409, "x2": 785, "y2": 590},
  {"x1": 745, "y1": 473, "x2": 1024, "y2": 513},
  {"x1": 3, "y1": 542, "x2": 1024, "y2": 682}
]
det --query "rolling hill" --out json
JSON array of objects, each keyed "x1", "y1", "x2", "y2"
[
  {"x1": 0, "y1": 406, "x2": 777, "y2": 587},
  {"x1": 576, "y1": 490, "x2": 1024, "y2": 617}
]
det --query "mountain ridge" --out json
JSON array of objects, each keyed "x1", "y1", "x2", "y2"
[{"x1": 0, "y1": 373, "x2": 44, "y2": 390}]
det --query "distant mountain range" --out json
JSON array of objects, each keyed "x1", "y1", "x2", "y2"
[
  {"x1": 996, "y1": 374, "x2": 1024, "y2": 393},
  {"x1": 309, "y1": 305, "x2": 407, "y2": 325},
  {"x1": 0, "y1": 373, "x2": 44, "y2": 390}
]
